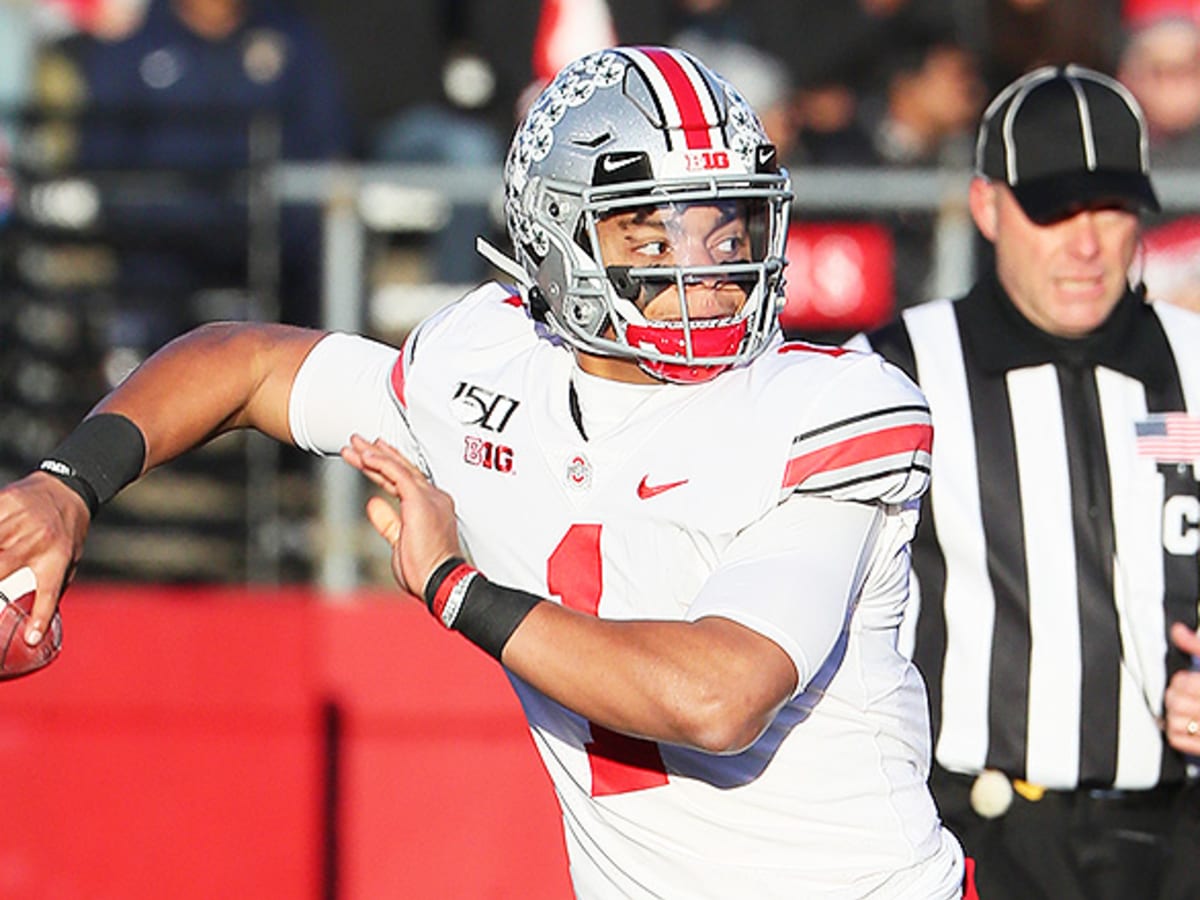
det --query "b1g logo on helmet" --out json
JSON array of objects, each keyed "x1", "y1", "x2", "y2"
[{"x1": 684, "y1": 150, "x2": 731, "y2": 172}]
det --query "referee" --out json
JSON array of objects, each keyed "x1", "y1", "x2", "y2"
[{"x1": 850, "y1": 64, "x2": 1200, "y2": 899}]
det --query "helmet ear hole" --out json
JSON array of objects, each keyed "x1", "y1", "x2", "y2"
[{"x1": 563, "y1": 295, "x2": 606, "y2": 334}]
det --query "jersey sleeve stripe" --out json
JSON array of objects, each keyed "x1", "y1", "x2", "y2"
[
  {"x1": 389, "y1": 330, "x2": 419, "y2": 412},
  {"x1": 389, "y1": 354, "x2": 408, "y2": 411},
  {"x1": 789, "y1": 464, "x2": 932, "y2": 496},
  {"x1": 783, "y1": 422, "x2": 933, "y2": 490}
]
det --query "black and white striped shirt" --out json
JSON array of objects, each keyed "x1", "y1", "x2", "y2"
[{"x1": 851, "y1": 275, "x2": 1200, "y2": 790}]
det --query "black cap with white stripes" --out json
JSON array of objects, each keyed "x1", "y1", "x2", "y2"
[{"x1": 975, "y1": 64, "x2": 1161, "y2": 223}]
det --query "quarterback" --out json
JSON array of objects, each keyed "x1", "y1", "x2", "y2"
[{"x1": 0, "y1": 47, "x2": 963, "y2": 897}]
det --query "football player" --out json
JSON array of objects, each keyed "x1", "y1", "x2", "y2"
[{"x1": 0, "y1": 47, "x2": 965, "y2": 897}]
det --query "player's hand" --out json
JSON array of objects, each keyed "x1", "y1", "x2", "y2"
[
  {"x1": 340, "y1": 434, "x2": 463, "y2": 598},
  {"x1": 0, "y1": 472, "x2": 90, "y2": 645},
  {"x1": 1164, "y1": 622, "x2": 1200, "y2": 754}
]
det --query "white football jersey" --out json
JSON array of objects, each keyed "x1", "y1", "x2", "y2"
[{"x1": 289, "y1": 283, "x2": 964, "y2": 899}]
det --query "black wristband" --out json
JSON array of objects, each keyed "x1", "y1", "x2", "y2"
[
  {"x1": 422, "y1": 557, "x2": 541, "y2": 661},
  {"x1": 38, "y1": 413, "x2": 147, "y2": 519},
  {"x1": 36, "y1": 461, "x2": 99, "y2": 518},
  {"x1": 423, "y1": 556, "x2": 469, "y2": 611}
]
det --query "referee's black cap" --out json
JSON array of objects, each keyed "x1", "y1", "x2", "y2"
[{"x1": 975, "y1": 64, "x2": 1161, "y2": 223}]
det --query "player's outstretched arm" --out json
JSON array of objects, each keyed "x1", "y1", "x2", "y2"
[
  {"x1": 346, "y1": 435, "x2": 799, "y2": 754},
  {"x1": 93, "y1": 321, "x2": 325, "y2": 469},
  {"x1": 0, "y1": 321, "x2": 326, "y2": 643}
]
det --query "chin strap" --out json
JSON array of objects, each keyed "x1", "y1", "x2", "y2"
[
  {"x1": 475, "y1": 236, "x2": 555, "y2": 321},
  {"x1": 476, "y1": 237, "x2": 535, "y2": 290}
]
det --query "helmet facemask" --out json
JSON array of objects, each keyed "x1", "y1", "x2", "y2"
[{"x1": 564, "y1": 187, "x2": 788, "y2": 383}]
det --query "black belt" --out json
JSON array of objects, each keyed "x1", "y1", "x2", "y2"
[
  {"x1": 934, "y1": 765, "x2": 1188, "y2": 816},
  {"x1": 1080, "y1": 783, "x2": 1185, "y2": 809}
]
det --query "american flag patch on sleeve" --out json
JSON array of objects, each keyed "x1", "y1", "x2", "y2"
[{"x1": 1135, "y1": 412, "x2": 1200, "y2": 463}]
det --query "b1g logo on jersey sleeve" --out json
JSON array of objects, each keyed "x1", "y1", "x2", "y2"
[
  {"x1": 453, "y1": 382, "x2": 519, "y2": 475},
  {"x1": 464, "y1": 436, "x2": 514, "y2": 474}
]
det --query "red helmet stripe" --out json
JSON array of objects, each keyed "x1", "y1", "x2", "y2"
[{"x1": 632, "y1": 46, "x2": 714, "y2": 150}]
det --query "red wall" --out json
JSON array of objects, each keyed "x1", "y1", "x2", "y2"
[{"x1": 0, "y1": 584, "x2": 572, "y2": 900}]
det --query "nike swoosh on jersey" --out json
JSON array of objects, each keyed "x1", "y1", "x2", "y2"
[{"x1": 637, "y1": 475, "x2": 689, "y2": 499}]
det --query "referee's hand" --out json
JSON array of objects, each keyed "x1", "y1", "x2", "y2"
[{"x1": 1165, "y1": 623, "x2": 1200, "y2": 755}]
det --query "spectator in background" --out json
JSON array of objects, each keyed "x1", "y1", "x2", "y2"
[
  {"x1": 794, "y1": 31, "x2": 984, "y2": 311},
  {"x1": 47, "y1": 0, "x2": 349, "y2": 171},
  {"x1": 982, "y1": 0, "x2": 1125, "y2": 93},
  {"x1": 38, "y1": 0, "x2": 149, "y2": 40},
  {"x1": 764, "y1": 0, "x2": 955, "y2": 168},
  {"x1": 370, "y1": 51, "x2": 505, "y2": 287},
  {"x1": 765, "y1": 0, "x2": 951, "y2": 100},
  {"x1": 33, "y1": 0, "x2": 352, "y2": 329},
  {"x1": 863, "y1": 37, "x2": 984, "y2": 170},
  {"x1": 0, "y1": 3, "x2": 37, "y2": 227},
  {"x1": 788, "y1": 74, "x2": 876, "y2": 168},
  {"x1": 860, "y1": 34, "x2": 985, "y2": 309},
  {"x1": 662, "y1": 0, "x2": 756, "y2": 45},
  {"x1": 1118, "y1": 0, "x2": 1200, "y2": 311},
  {"x1": 1120, "y1": 0, "x2": 1200, "y2": 166},
  {"x1": 369, "y1": 1, "x2": 518, "y2": 287}
]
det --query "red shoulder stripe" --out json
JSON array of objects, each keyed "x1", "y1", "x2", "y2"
[
  {"x1": 389, "y1": 355, "x2": 406, "y2": 410},
  {"x1": 782, "y1": 423, "x2": 933, "y2": 490},
  {"x1": 390, "y1": 332, "x2": 416, "y2": 410}
]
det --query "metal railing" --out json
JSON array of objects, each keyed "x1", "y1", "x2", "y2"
[
  {"x1": 273, "y1": 163, "x2": 1200, "y2": 591},
  {"x1": 13, "y1": 157, "x2": 1200, "y2": 589}
]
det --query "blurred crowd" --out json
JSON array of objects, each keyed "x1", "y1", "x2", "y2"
[
  {"x1": 4, "y1": 0, "x2": 1200, "y2": 320},
  {"x1": 3, "y1": 0, "x2": 1200, "y2": 582}
]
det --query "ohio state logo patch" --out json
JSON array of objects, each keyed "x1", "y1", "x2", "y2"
[{"x1": 565, "y1": 453, "x2": 592, "y2": 490}]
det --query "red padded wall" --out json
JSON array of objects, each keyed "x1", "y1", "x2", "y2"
[{"x1": 0, "y1": 584, "x2": 571, "y2": 900}]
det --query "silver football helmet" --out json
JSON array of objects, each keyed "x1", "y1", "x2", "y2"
[{"x1": 479, "y1": 45, "x2": 792, "y2": 384}]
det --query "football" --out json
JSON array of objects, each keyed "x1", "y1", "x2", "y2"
[{"x1": 0, "y1": 568, "x2": 63, "y2": 680}]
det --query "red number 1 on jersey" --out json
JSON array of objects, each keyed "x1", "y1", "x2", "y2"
[{"x1": 548, "y1": 524, "x2": 670, "y2": 797}]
